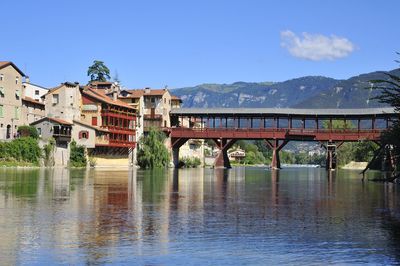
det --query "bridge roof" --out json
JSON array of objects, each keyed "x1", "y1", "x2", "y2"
[{"x1": 171, "y1": 107, "x2": 397, "y2": 117}]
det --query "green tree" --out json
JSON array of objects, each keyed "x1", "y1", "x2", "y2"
[
  {"x1": 371, "y1": 64, "x2": 400, "y2": 168},
  {"x1": 87, "y1": 60, "x2": 111, "y2": 82},
  {"x1": 17, "y1": 125, "x2": 39, "y2": 139},
  {"x1": 322, "y1": 119, "x2": 378, "y2": 166},
  {"x1": 137, "y1": 128, "x2": 170, "y2": 168}
]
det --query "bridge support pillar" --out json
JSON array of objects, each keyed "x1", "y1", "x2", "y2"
[
  {"x1": 213, "y1": 139, "x2": 236, "y2": 168},
  {"x1": 265, "y1": 139, "x2": 288, "y2": 169},
  {"x1": 171, "y1": 137, "x2": 188, "y2": 168},
  {"x1": 323, "y1": 141, "x2": 343, "y2": 170}
]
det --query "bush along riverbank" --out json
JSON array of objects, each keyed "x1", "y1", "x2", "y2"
[
  {"x1": 69, "y1": 140, "x2": 87, "y2": 167},
  {"x1": 180, "y1": 157, "x2": 201, "y2": 168},
  {"x1": 0, "y1": 137, "x2": 42, "y2": 167}
]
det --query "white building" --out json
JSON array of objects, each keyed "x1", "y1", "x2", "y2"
[{"x1": 22, "y1": 78, "x2": 48, "y2": 102}]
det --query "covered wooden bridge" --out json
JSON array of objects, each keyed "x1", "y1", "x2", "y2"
[{"x1": 168, "y1": 107, "x2": 398, "y2": 169}]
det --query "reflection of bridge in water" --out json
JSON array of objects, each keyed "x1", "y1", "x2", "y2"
[{"x1": 168, "y1": 108, "x2": 398, "y2": 169}]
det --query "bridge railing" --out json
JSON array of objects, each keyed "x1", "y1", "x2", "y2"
[{"x1": 169, "y1": 126, "x2": 385, "y2": 134}]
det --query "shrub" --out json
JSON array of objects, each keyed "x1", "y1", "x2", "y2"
[
  {"x1": 43, "y1": 138, "x2": 56, "y2": 166},
  {"x1": 70, "y1": 140, "x2": 87, "y2": 167},
  {"x1": 180, "y1": 157, "x2": 201, "y2": 168},
  {"x1": 88, "y1": 156, "x2": 97, "y2": 167},
  {"x1": 0, "y1": 137, "x2": 41, "y2": 165},
  {"x1": 17, "y1": 125, "x2": 39, "y2": 139}
]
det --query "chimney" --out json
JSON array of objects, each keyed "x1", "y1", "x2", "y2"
[
  {"x1": 25, "y1": 76, "x2": 30, "y2": 84},
  {"x1": 112, "y1": 84, "x2": 120, "y2": 101},
  {"x1": 144, "y1": 87, "x2": 150, "y2": 94}
]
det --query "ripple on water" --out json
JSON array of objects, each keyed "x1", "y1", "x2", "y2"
[{"x1": 0, "y1": 168, "x2": 399, "y2": 265}]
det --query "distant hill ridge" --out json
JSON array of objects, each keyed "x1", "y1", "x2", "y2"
[{"x1": 173, "y1": 69, "x2": 400, "y2": 109}]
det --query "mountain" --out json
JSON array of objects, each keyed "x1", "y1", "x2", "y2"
[
  {"x1": 294, "y1": 69, "x2": 400, "y2": 108},
  {"x1": 173, "y1": 69, "x2": 400, "y2": 108},
  {"x1": 174, "y1": 77, "x2": 340, "y2": 108}
]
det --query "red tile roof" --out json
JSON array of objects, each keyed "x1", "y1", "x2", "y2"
[
  {"x1": 30, "y1": 117, "x2": 72, "y2": 126},
  {"x1": 49, "y1": 117, "x2": 73, "y2": 125},
  {"x1": 171, "y1": 95, "x2": 182, "y2": 102},
  {"x1": 143, "y1": 89, "x2": 168, "y2": 96},
  {"x1": 122, "y1": 90, "x2": 144, "y2": 98},
  {"x1": 0, "y1": 61, "x2": 25, "y2": 76},
  {"x1": 90, "y1": 81, "x2": 114, "y2": 85},
  {"x1": 121, "y1": 88, "x2": 172, "y2": 99},
  {"x1": 82, "y1": 87, "x2": 135, "y2": 110},
  {"x1": 22, "y1": 96, "x2": 45, "y2": 106}
]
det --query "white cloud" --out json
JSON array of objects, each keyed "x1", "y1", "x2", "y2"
[{"x1": 280, "y1": 30, "x2": 355, "y2": 61}]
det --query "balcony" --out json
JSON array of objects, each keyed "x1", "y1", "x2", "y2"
[
  {"x1": 103, "y1": 139, "x2": 136, "y2": 148},
  {"x1": 53, "y1": 134, "x2": 71, "y2": 143},
  {"x1": 101, "y1": 126, "x2": 135, "y2": 135},
  {"x1": 53, "y1": 125, "x2": 72, "y2": 143},
  {"x1": 102, "y1": 110, "x2": 136, "y2": 120},
  {"x1": 144, "y1": 114, "x2": 162, "y2": 120}
]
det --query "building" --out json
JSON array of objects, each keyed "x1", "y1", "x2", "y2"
[
  {"x1": 21, "y1": 97, "x2": 45, "y2": 124},
  {"x1": 43, "y1": 82, "x2": 82, "y2": 122},
  {"x1": 80, "y1": 86, "x2": 137, "y2": 165},
  {"x1": 39, "y1": 81, "x2": 138, "y2": 166},
  {"x1": 22, "y1": 78, "x2": 48, "y2": 102},
  {"x1": 31, "y1": 117, "x2": 72, "y2": 166},
  {"x1": 31, "y1": 117, "x2": 72, "y2": 146},
  {"x1": 118, "y1": 89, "x2": 145, "y2": 145},
  {"x1": 0, "y1": 61, "x2": 26, "y2": 139},
  {"x1": 122, "y1": 88, "x2": 174, "y2": 132},
  {"x1": 171, "y1": 95, "x2": 182, "y2": 109},
  {"x1": 228, "y1": 149, "x2": 246, "y2": 163}
]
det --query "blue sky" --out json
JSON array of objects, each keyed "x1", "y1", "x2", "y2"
[{"x1": 2, "y1": 0, "x2": 400, "y2": 88}]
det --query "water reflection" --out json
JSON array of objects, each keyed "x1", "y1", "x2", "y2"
[{"x1": 0, "y1": 168, "x2": 400, "y2": 264}]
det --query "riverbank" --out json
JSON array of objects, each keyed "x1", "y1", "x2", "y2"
[{"x1": 341, "y1": 161, "x2": 368, "y2": 170}]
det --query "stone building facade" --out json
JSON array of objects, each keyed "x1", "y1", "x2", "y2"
[{"x1": 0, "y1": 62, "x2": 26, "y2": 139}]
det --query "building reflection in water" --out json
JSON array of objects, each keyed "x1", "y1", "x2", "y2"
[
  {"x1": 1, "y1": 168, "x2": 400, "y2": 264},
  {"x1": 51, "y1": 167, "x2": 70, "y2": 201}
]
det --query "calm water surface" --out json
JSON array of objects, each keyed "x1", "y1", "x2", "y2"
[{"x1": 0, "y1": 167, "x2": 400, "y2": 265}]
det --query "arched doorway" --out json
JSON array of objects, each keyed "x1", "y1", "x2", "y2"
[{"x1": 6, "y1": 125, "x2": 11, "y2": 139}]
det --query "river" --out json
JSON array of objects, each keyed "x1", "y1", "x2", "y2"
[{"x1": 0, "y1": 167, "x2": 399, "y2": 265}]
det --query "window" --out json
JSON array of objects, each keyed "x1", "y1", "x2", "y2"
[
  {"x1": 164, "y1": 98, "x2": 166, "y2": 104},
  {"x1": 0, "y1": 105, "x2": 3, "y2": 117},
  {"x1": 14, "y1": 106, "x2": 20, "y2": 119},
  {"x1": 0, "y1": 74, "x2": 3, "y2": 81},
  {"x1": 52, "y1": 94, "x2": 59, "y2": 105},
  {"x1": 15, "y1": 77, "x2": 19, "y2": 84},
  {"x1": 151, "y1": 97, "x2": 155, "y2": 103},
  {"x1": 35, "y1": 90, "x2": 39, "y2": 95},
  {"x1": 79, "y1": 130, "x2": 89, "y2": 139},
  {"x1": 0, "y1": 87, "x2": 4, "y2": 97},
  {"x1": 92, "y1": 116, "x2": 98, "y2": 126},
  {"x1": 15, "y1": 90, "x2": 20, "y2": 99},
  {"x1": 37, "y1": 128, "x2": 41, "y2": 136}
]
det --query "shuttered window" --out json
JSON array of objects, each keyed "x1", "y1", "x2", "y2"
[{"x1": 14, "y1": 106, "x2": 20, "y2": 119}]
